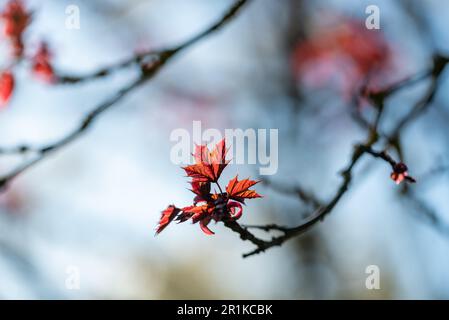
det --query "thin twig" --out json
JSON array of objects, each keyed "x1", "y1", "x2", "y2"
[{"x1": 0, "y1": 0, "x2": 251, "y2": 189}]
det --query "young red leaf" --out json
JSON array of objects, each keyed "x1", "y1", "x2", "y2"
[
  {"x1": 227, "y1": 201, "x2": 243, "y2": 220},
  {"x1": 190, "y1": 180, "x2": 211, "y2": 195},
  {"x1": 186, "y1": 139, "x2": 229, "y2": 182},
  {"x1": 208, "y1": 138, "x2": 229, "y2": 180},
  {"x1": 182, "y1": 204, "x2": 209, "y2": 223},
  {"x1": 199, "y1": 216, "x2": 215, "y2": 235},
  {"x1": 183, "y1": 164, "x2": 215, "y2": 182},
  {"x1": 226, "y1": 176, "x2": 262, "y2": 202},
  {"x1": 182, "y1": 204, "x2": 216, "y2": 234},
  {"x1": 193, "y1": 144, "x2": 210, "y2": 165},
  {"x1": 155, "y1": 205, "x2": 181, "y2": 235},
  {"x1": 190, "y1": 180, "x2": 211, "y2": 203}
]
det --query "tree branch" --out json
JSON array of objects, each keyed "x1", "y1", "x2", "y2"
[
  {"x1": 0, "y1": 0, "x2": 251, "y2": 189},
  {"x1": 224, "y1": 143, "x2": 408, "y2": 258},
  {"x1": 223, "y1": 64, "x2": 444, "y2": 257}
]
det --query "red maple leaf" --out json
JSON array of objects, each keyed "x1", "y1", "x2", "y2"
[
  {"x1": 155, "y1": 205, "x2": 181, "y2": 235},
  {"x1": 182, "y1": 204, "x2": 210, "y2": 223},
  {"x1": 190, "y1": 180, "x2": 211, "y2": 204},
  {"x1": 183, "y1": 139, "x2": 229, "y2": 182},
  {"x1": 183, "y1": 164, "x2": 216, "y2": 182},
  {"x1": 199, "y1": 216, "x2": 214, "y2": 235},
  {"x1": 226, "y1": 176, "x2": 262, "y2": 203}
]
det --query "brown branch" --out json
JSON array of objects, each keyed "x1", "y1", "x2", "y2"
[
  {"x1": 54, "y1": 51, "x2": 163, "y2": 84},
  {"x1": 388, "y1": 55, "x2": 448, "y2": 141},
  {"x1": 225, "y1": 62, "x2": 440, "y2": 257},
  {"x1": 351, "y1": 54, "x2": 448, "y2": 137},
  {"x1": 224, "y1": 142, "x2": 408, "y2": 258},
  {"x1": 358, "y1": 145, "x2": 397, "y2": 168},
  {"x1": 242, "y1": 223, "x2": 291, "y2": 233}
]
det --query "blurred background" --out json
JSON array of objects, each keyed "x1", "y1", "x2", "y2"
[{"x1": 0, "y1": 0, "x2": 449, "y2": 299}]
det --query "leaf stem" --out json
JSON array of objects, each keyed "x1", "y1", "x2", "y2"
[{"x1": 216, "y1": 181, "x2": 224, "y2": 194}]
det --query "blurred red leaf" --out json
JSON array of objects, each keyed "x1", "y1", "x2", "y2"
[
  {"x1": 1, "y1": 0, "x2": 31, "y2": 57},
  {"x1": 32, "y1": 42, "x2": 55, "y2": 83},
  {"x1": 0, "y1": 71, "x2": 14, "y2": 107}
]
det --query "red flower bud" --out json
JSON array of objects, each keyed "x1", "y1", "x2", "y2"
[{"x1": 390, "y1": 162, "x2": 416, "y2": 185}]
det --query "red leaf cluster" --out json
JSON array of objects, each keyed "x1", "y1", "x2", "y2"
[
  {"x1": 0, "y1": 1, "x2": 55, "y2": 108},
  {"x1": 292, "y1": 18, "x2": 393, "y2": 95},
  {"x1": 156, "y1": 139, "x2": 262, "y2": 235}
]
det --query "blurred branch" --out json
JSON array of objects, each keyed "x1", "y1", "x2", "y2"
[
  {"x1": 0, "y1": 0, "x2": 251, "y2": 189},
  {"x1": 54, "y1": 53, "x2": 162, "y2": 84},
  {"x1": 386, "y1": 55, "x2": 449, "y2": 142},
  {"x1": 404, "y1": 189, "x2": 449, "y2": 238},
  {"x1": 261, "y1": 178, "x2": 323, "y2": 208},
  {"x1": 225, "y1": 56, "x2": 449, "y2": 257},
  {"x1": 399, "y1": 163, "x2": 449, "y2": 238},
  {"x1": 418, "y1": 164, "x2": 449, "y2": 186},
  {"x1": 55, "y1": 0, "x2": 251, "y2": 84}
]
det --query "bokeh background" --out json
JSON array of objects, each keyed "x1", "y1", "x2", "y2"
[{"x1": 1, "y1": 0, "x2": 449, "y2": 299}]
